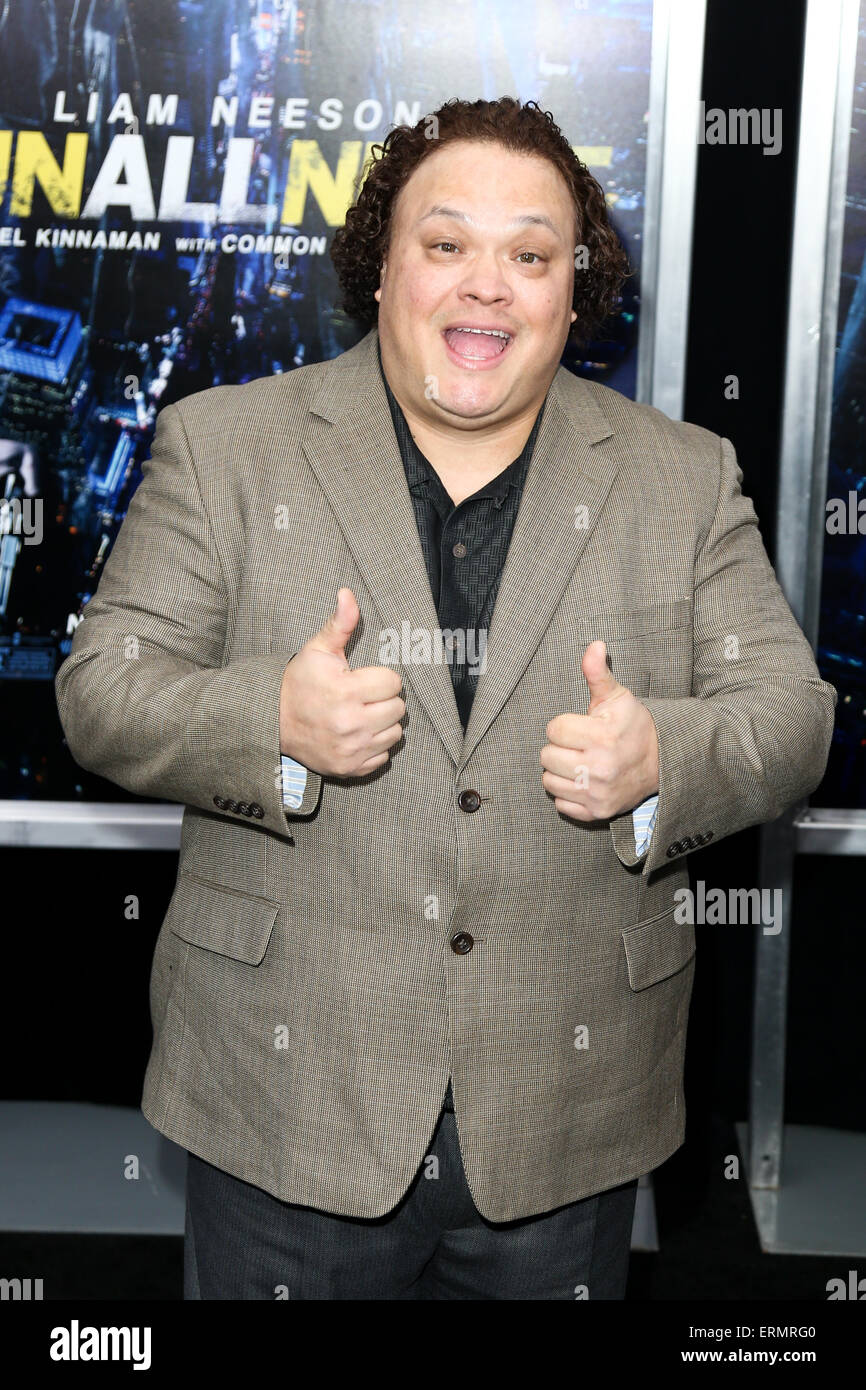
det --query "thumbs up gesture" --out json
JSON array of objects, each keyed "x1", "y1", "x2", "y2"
[
  {"x1": 279, "y1": 587, "x2": 406, "y2": 776},
  {"x1": 540, "y1": 640, "x2": 659, "y2": 821}
]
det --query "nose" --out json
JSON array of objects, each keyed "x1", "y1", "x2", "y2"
[{"x1": 457, "y1": 249, "x2": 513, "y2": 305}]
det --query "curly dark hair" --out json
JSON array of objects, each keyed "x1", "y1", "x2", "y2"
[{"x1": 330, "y1": 96, "x2": 631, "y2": 346}]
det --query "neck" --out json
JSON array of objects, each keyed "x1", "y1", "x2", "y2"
[
  {"x1": 397, "y1": 394, "x2": 541, "y2": 476},
  {"x1": 397, "y1": 396, "x2": 543, "y2": 507}
]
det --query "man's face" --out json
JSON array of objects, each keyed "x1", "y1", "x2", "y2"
[{"x1": 374, "y1": 139, "x2": 578, "y2": 428}]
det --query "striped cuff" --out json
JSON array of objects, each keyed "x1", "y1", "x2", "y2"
[
  {"x1": 632, "y1": 793, "x2": 659, "y2": 856},
  {"x1": 281, "y1": 754, "x2": 308, "y2": 809}
]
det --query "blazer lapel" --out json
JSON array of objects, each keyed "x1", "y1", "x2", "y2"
[
  {"x1": 298, "y1": 328, "x2": 620, "y2": 771},
  {"x1": 459, "y1": 373, "x2": 619, "y2": 767}
]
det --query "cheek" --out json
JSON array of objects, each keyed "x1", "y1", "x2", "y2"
[
  {"x1": 408, "y1": 281, "x2": 433, "y2": 312},
  {"x1": 516, "y1": 271, "x2": 568, "y2": 324},
  {"x1": 532, "y1": 288, "x2": 573, "y2": 336},
  {"x1": 541, "y1": 277, "x2": 573, "y2": 321},
  {"x1": 387, "y1": 263, "x2": 442, "y2": 321}
]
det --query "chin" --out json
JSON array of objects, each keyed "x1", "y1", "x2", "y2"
[{"x1": 437, "y1": 385, "x2": 508, "y2": 419}]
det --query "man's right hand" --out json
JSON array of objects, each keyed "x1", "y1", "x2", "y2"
[{"x1": 279, "y1": 587, "x2": 406, "y2": 777}]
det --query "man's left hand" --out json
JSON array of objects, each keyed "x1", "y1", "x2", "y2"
[{"x1": 540, "y1": 641, "x2": 660, "y2": 821}]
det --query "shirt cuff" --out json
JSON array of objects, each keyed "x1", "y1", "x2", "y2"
[
  {"x1": 281, "y1": 754, "x2": 308, "y2": 809},
  {"x1": 632, "y1": 793, "x2": 659, "y2": 857}
]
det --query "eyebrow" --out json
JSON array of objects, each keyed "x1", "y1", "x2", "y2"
[{"x1": 417, "y1": 205, "x2": 563, "y2": 239}]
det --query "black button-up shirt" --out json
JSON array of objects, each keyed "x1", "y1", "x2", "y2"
[{"x1": 379, "y1": 344, "x2": 545, "y2": 731}]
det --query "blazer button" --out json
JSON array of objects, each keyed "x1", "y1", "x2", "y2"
[
  {"x1": 237, "y1": 802, "x2": 251, "y2": 817},
  {"x1": 457, "y1": 789, "x2": 482, "y2": 812},
  {"x1": 450, "y1": 932, "x2": 474, "y2": 954},
  {"x1": 701, "y1": 830, "x2": 713, "y2": 844},
  {"x1": 666, "y1": 841, "x2": 682, "y2": 858},
  {"x1": 213, "y1": 796, "x2": 228, "y2": 810},
  {"x1": 226, "y1": 800, "x2": 239, "y2": 814},
  {"x1": 250, "y1": 803, "x2": 264, "y2": 819}
]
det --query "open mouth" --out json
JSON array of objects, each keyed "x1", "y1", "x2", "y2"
[{"x1": 442, "y1": 325, "x2": 514, "y2": 366}]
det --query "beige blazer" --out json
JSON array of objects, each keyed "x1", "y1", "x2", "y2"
[{"x1": 55, "y1": 327, "x2": 836, "y2": 1221}]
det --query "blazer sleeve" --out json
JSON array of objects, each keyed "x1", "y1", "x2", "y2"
[
  {"x1": 610, "y1": 433, "x2": 836, "y2": 877},
  {"x1": 54, "y1": 401, "x2": 322, "y2": 838}
]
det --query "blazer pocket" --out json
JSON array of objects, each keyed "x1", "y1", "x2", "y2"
[
  {"x1": 166, "y1": 873, "x2": 281, "y2": 965},
  {"x1": 578, "y1": 597, "x2": 692, "y2": 645},
  {"x1": 621, "y1": 906, "x2": 696, "y2": 990}
]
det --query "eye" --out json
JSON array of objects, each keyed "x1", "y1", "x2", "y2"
[
  {"x1": 516, "y1": 251, "x2": 543, "y2": 264},
  {"x1": 433, "y1": 241, "x2": 459, "y2": 253}
]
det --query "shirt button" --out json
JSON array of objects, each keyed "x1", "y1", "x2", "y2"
[
  {"x1": 457, "y1": 789, "x2": 482, "y2": 812},
  {"x1": 452, "y1": 542, "x2": 467, "y2": 558},
  {"x1": 450, "y1": 932, "x2": 474, "y2": 954}
]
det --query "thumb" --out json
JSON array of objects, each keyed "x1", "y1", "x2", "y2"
[
  {"x1": 308, "y1": 587, "x2": 361, "y2": 662},
  {"x1": 582, "y1": 640, "x2": 623, "y2": 710}
]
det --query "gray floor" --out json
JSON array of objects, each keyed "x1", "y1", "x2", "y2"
[
  {"x1": 0, "y1": 1102, "x2": 187, "y2": 1234},
  {"x1": 0, "y1": 1101, "x2": 658, "y2": 1247},
  {"x1": 736, "y1": 1121, "x2": 866, "y2": 1256}
]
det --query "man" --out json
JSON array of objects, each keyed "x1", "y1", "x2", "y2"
[{"x1": 55, "y1": 96, "x2": 836, "y2": 1300}]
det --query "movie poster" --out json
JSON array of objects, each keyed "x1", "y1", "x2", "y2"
[
  {"x1": 0, "y1": 0, "x2": 653, "y2": 804},
  {"x1": 814, "y1": 0, "x2": 866, "y2": 807}
]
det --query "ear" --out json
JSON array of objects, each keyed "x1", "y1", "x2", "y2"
[
  {"x1": 374, "y1": 260, "x2": 387, "y2": 303},
  {"x1": 570, "y1": 309, "x2": 577, "y2": 323}
]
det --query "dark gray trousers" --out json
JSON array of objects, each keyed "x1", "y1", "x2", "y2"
[{"x1": 184, "y1": 1096, "x2": 638, "y2": 1300}]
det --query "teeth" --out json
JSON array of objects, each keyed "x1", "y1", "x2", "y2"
[{"x1": 451, "y1": 327, "x2": 510, "y2": 338}]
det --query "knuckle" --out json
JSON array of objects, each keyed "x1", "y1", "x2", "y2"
[
  {"x1": 331, "y1": 710, "x2": 356, "y2": 739},
  {"x1": 595, "y1": 757, "x2": 615, "y2": 782}
]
